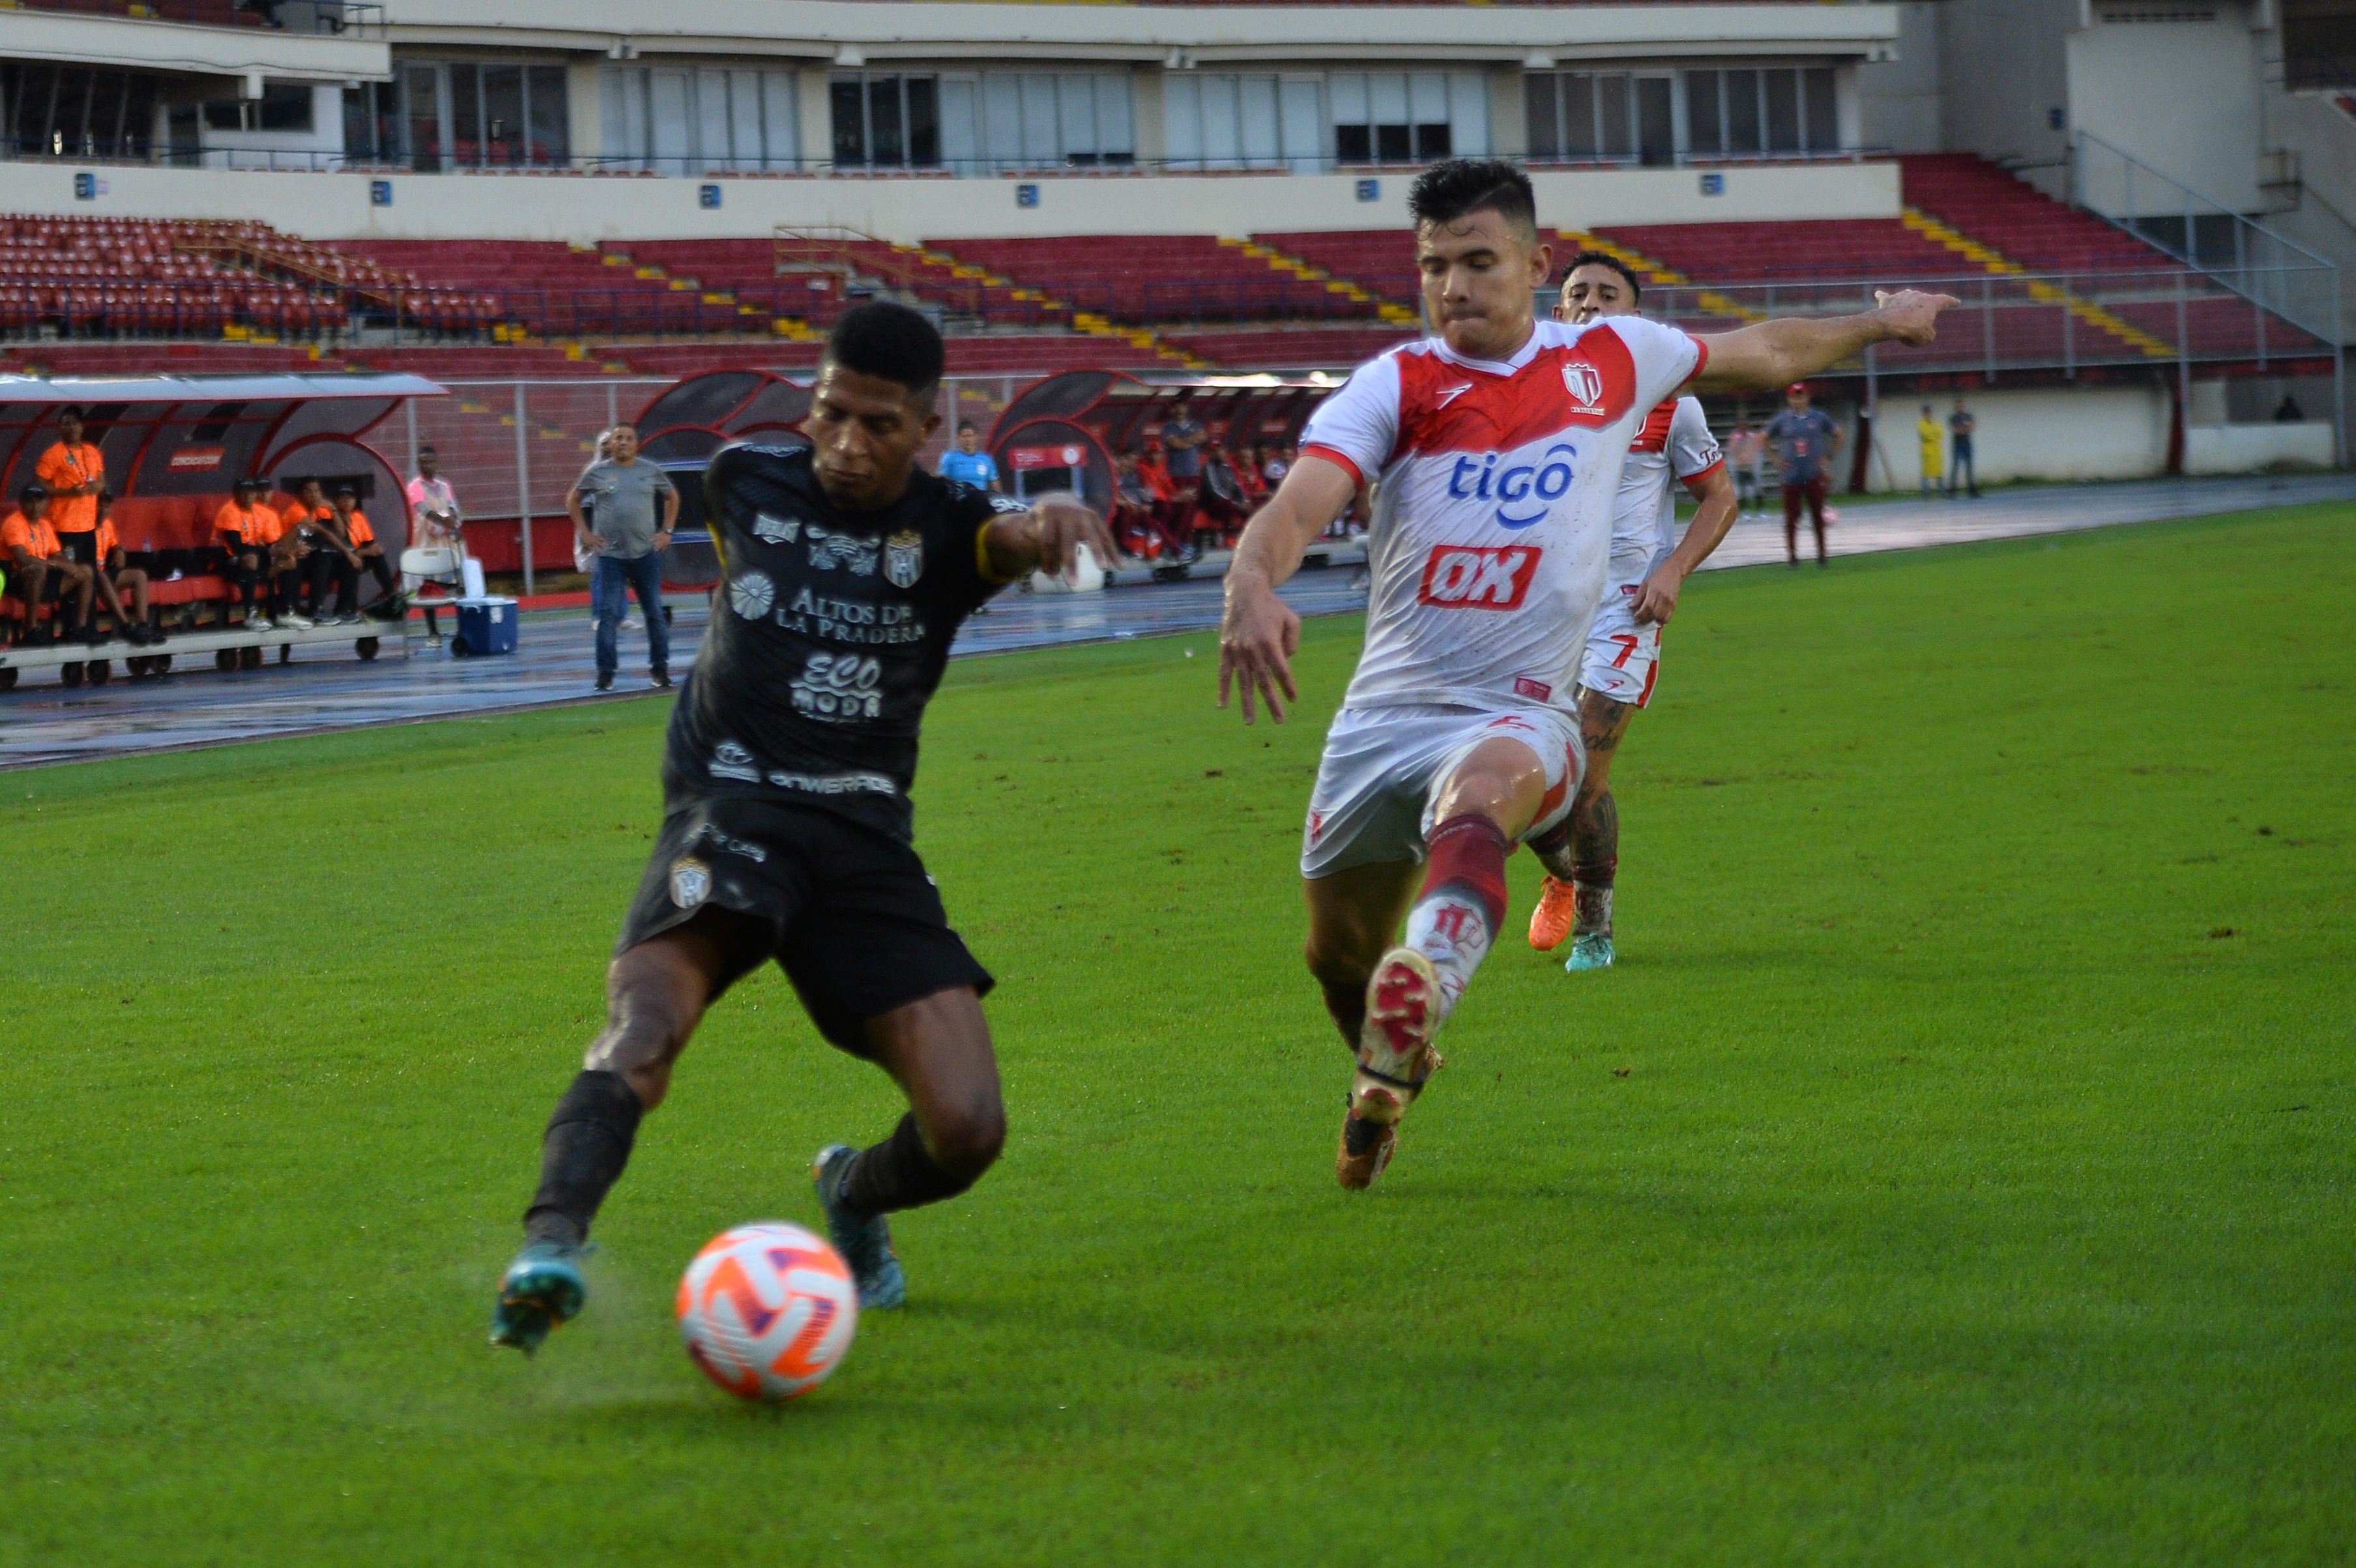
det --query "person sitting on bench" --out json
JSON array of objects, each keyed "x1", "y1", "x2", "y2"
[
  {"x1": 93, "y1": 492, "x2": 162, "y2": 646},
  {"x1": 212, "y1": 476, "x2": 280, "y2": 630},
  {"x1": 276, "y1": 478, "x2": 339, "y2": 628},
  {"x1": 326, "y1": 485, "x2": 399, "y2": 620},
  {"x1": 3, "y1": 482, "x2": 95, "y2": 646}
]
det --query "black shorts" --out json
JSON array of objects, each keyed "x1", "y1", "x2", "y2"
[
  {"x1": 57, "y1": 530, "x2": 98, "y2": 567},
  {"x1": 615, "y1": 795, "x2": 993, "y2": 1057}
]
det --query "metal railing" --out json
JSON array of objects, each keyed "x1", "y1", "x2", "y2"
[{"x1": 411, "y1": 375, "x2": 1025, "y2": 594}]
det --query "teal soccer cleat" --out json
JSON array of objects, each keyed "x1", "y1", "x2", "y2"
[
  {"x1": 489, "y1": 1239, "x2": 587, "y2": 1354},
  {"x1": 812, "y1": 1144, "x2": 907, "y2": 1309},
  {"x1": 1563, "y1": 933, "x2": 1616, "y2": 972}
]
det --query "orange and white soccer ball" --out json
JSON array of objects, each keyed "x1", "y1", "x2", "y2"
[{"x1": 676, "y1": 1221, "x2": 858, "y2": 1402}]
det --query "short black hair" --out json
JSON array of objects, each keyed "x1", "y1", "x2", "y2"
[
  {"x1": 957, "y1": 420, "x2": 977, "y2": 433},
  {"x1": 418, "y1": 443, "x2": 437, "y2": 456},
  {"x1": 1562, "y1": 249, "x2": 1642, "y2": 303},
  {"x1": 20, "y1": 480, "x2": 48, "y2": 502},
  {"x1": 56, "y1": 404, "x2": 83, "y2": 422},
  {"x1": 1408, "y1": 159, "x2": 1538, "y2": 242},
  {"x1": 823, "y1": 301, "x2": 943, "y2": 405}
]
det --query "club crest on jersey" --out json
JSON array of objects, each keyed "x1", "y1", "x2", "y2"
[
  {"x1": 1563, "y1": 362, "x2": 1605, "y2": 412},
  {"x1": 1418, "y1": 544, "x2": 1541, "y2": 610},
  {"x1": 752, "y1": 511, "x2": 800, "y2": 544},
  {"x1": 709, "y1": 739, "x2": 761, "y2": 782},
  {"x1": 669, "y1": 856, "x2": 712, "y2": 909},
  {"x1": 884, "y1": 529, "x2": 923, "y2": 588},
  {"x1": 727, "y1": 568, "x2": 775, "y2": 620}
]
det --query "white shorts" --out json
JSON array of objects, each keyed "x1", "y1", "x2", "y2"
[
  {"x1": 1580, "y1": 559, "x2": 1663, "y2": 708},
  {"x1": 1300, "y1": 703, "x2": 1585, "y2": 878}
]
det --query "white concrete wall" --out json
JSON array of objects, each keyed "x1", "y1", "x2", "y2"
[
  {"x1": 2064, "y1": 8, "x2": 2265, "y2": 213},
  {"x1": 0, "y1": 157, "x2": 1902, "y2": 243},
  {"x1": 1858, "y1": 384, "x2": 2168, "y2": 488},
  {"x1": 2184, "y1": 422, "x2": 2336, "y2": 474}
]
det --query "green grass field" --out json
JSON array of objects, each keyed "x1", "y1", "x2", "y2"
[{"x1": 5, "y1": 504, "x2": 2351, "y2": 1565}]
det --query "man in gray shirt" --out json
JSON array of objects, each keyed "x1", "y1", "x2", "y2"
[
  {"x1": 1762, "y1": 383, "x2": 1842, "y2": 566},
  {"x1": 568, "y1": 420, "x2": 679, "y2": 691}
]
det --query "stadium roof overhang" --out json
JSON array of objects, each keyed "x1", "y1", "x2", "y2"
[
  {"x1": 380, "y1": 1, "x2": 1899, "y2": 65},
  {"x1": 0, "y1": 8, "x2": 392, "y2": 84}
]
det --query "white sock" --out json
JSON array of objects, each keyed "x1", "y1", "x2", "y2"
[{"x1": 1402, "y1": 890, "x2": 1495, "y2": 1027}]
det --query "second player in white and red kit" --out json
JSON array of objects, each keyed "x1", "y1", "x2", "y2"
[{"x1": 1217, "y1": 158, "x2": 1957, "y2": 1191}]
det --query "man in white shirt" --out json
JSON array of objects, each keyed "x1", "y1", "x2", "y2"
[
  {"x1": 1216, "y1": 158, "x2": 1956, "y2": 1189},
  {"x1": 405, "y1": 446, "x2": 461, "y2": 547}
]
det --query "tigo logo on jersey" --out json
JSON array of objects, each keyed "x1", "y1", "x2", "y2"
[
  {"x1": 1444, "y1": 444, "x2": 1578, "y2": 529},
  {"x1": 1418, "y1": 545, "x2": 1541, "y2": 610}
]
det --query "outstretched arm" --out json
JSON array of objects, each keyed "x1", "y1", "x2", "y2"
[
  {"x1": 982, "y1": 493, "x2": 1122, "y2": 582},
  {"x1": 1693, "y1": 289, "x2": 1959, "y2": 394},
  {"x1": 1217, "y1": 454, "x2": 1357, "y2": 723}
]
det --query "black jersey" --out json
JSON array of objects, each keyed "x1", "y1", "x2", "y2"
[{"x1": 663, "y1": 443, "x2": 1022, "y2": 841}]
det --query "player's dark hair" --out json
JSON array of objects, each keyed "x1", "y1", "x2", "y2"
[
  {"x1": 1408, "y1": 158, "x2": 1538, "y2": 242},
  {"x1": 56, "y1": 403, "x2": 83, "y2": 421},
  {"x1": 957, "y1": 420, "x2": 977, "y2": 433},
  {"x1": 823, "y1": 301, "x2": 943, "y2": 407},
  {"x1": 20, "y1": 480, "x2": 48, "y2": 502},
  {"x1": 1563, "y1": 249, "x2": 1641, "y2": 303}
]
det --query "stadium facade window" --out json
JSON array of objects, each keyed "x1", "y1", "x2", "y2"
[
  {"x1": 1167, "y1": 70, "x2": 1483, "y2": 171},
  {"x1": 1678, "y1": 66, "x2": 1842, "y2": 158},
  {"x1": 937, "y1": 71, "x2": 1134, "y2": 172},
  {"x1": 0, "y1": 63, "x2": 160, "y2": 161},
  {"x1": 600, "y1": 65, "x2": 796, "y2": 174},
  {"x1": 830, "y1": 73, "x2": 941, "y2": 171},
  {"x1": 360, "y1": 61, "x2": 570, "y2": 170},
  {"x1": 1525, "y1": 70, "x2": 1676, "y2": 165}
]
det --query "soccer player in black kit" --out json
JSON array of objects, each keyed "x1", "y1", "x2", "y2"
[{"x1": 491, "y1": 303, "x2": 1120, "y2": 1350}]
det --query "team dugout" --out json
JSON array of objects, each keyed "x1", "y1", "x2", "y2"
[{"x1": 0, "y1": 373, "x2": 439, "y2": 646}]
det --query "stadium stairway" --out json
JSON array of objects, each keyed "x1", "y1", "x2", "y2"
[{"x1": 1215, "y1": 237, "x2": 1419, "y2": 328}]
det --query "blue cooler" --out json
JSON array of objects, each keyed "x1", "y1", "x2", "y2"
[{"x1": 450, "y1": 596, "x2": 518, "y2": 656}]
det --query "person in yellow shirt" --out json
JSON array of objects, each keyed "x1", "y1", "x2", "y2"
[
  {"x1": 2, "y1": 483, "x2": 94, "y2": 646},
  {"x1": 34, "y1": 405, "x2": 106, "y2": 567},
  {"x1": 1916, "y1": 403, "x2": 1945, "y2": 498}
]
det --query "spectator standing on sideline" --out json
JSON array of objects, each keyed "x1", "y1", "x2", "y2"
[
  {"x1": 35, "y1": 405, "x2": 105, "y2": 573},
  {"x1": 1947, "y1": 398, "x2": 1980, "y2": 497},
  {"x1": 938, "y1": 422, "x2": 1000, "y2": 492},
  {"x1": 1916, "y1": 403, "x2": 1945, "y2": 497},
  {"x1": 1161, "y1": 395, "x2": 1206, "y2": 506},
  {"x1": 406, "y1": 444, "x2": 462, "y2": 547},
  {"x1": 1764, "y1": 383, "x2": 1841, "y2": 566},
  {"x1": 1726, "y1": 420, "x2": 1765, "y2": 518},
  {"x1": 569, "y1": 421, "x2": 676, "y2": 693}
]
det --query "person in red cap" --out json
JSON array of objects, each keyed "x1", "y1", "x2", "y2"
[{"x1": 1762, "y1": 381, "x2": 1842, "y2": 565}]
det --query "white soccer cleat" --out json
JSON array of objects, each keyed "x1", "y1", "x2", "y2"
[{"x1": 1337, "y1": 948, "x2": 1444, "y2": 1191}]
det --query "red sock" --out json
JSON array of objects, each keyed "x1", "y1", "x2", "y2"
[{"x1": 1419, "y1": 815, "x2": 1510, "y2": 932}]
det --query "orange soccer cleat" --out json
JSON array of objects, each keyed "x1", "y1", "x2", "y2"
[{"x1": 1528, "y1": 875, "x2": 1578, "y2": 951}]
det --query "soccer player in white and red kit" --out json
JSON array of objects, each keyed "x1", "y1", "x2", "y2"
[
  {"x1": 1217, "y1": 160, "x2": 1957, "y2": 1189},
  {"x1": 1525, "y1": 252, "x2": 1741, "y2": 971}
]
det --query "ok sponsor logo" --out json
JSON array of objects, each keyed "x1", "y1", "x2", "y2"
[
  {"x1": 1417, "y1": 544, "x2": 1542, "y2": 611},
  {"x1": 1444, "y1": 443, "x2": 1577, "y2": 529}
]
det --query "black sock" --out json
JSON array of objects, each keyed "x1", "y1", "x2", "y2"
[
  {"x1": 840, "y1": 1114, "x2": 969, "y2": 1217},
  {"x1": 522, "y1": 1069, "x2": 644, "y2": 1245}
]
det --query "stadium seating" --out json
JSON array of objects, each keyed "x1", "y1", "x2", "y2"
[
  {"x1": 1898, "y1": 154, "x2": 2177, "y2": 276},
  {"x1": 1164, "y1": 324, "x2": 1414, "y2": 369},
  {"x1": 920, "y1": 234, "x2": 1384, "y2": 327},
  {"x1": 1590, "y1": 217, "x2": 1966, "y2": 284},
  {"x1": 1253, "y1": 231, "x2": 1419, "y2": 311}
]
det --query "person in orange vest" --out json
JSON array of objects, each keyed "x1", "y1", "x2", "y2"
[
  {"x1": 91, "y1": 491, "x2": 162, "y2": 646},
  {"x1": 276, "y1": 476, "x2": 340, "y2": 628},
  {"x1": 315, "y1": 484, "x2": 399, "y2": 622},
  {"x1": 212, "y1": 475, "x2": 281, "y2": 629},
  {"x1": 34, "y1": 403, "x2": 104, "y2": 573},
  {"x1": 2, "y1": 482, "x2": 95, "y2": 646}
]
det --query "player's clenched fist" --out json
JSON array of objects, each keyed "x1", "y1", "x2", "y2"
[
  {"x1": 1025, "y1": 495, "x2": 1122, "y2": 581},
  {"x1": 1217, "y1": 573, "x2": 1300, "y2": 725}
]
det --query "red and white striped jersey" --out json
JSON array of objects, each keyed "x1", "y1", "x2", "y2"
[
  {"x1": 1613, "y1": 395, "x2": 1724, "y2": 566},
  {"x1": 1298, "y1": 316, "x2": 1705, "y2": 713}
]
